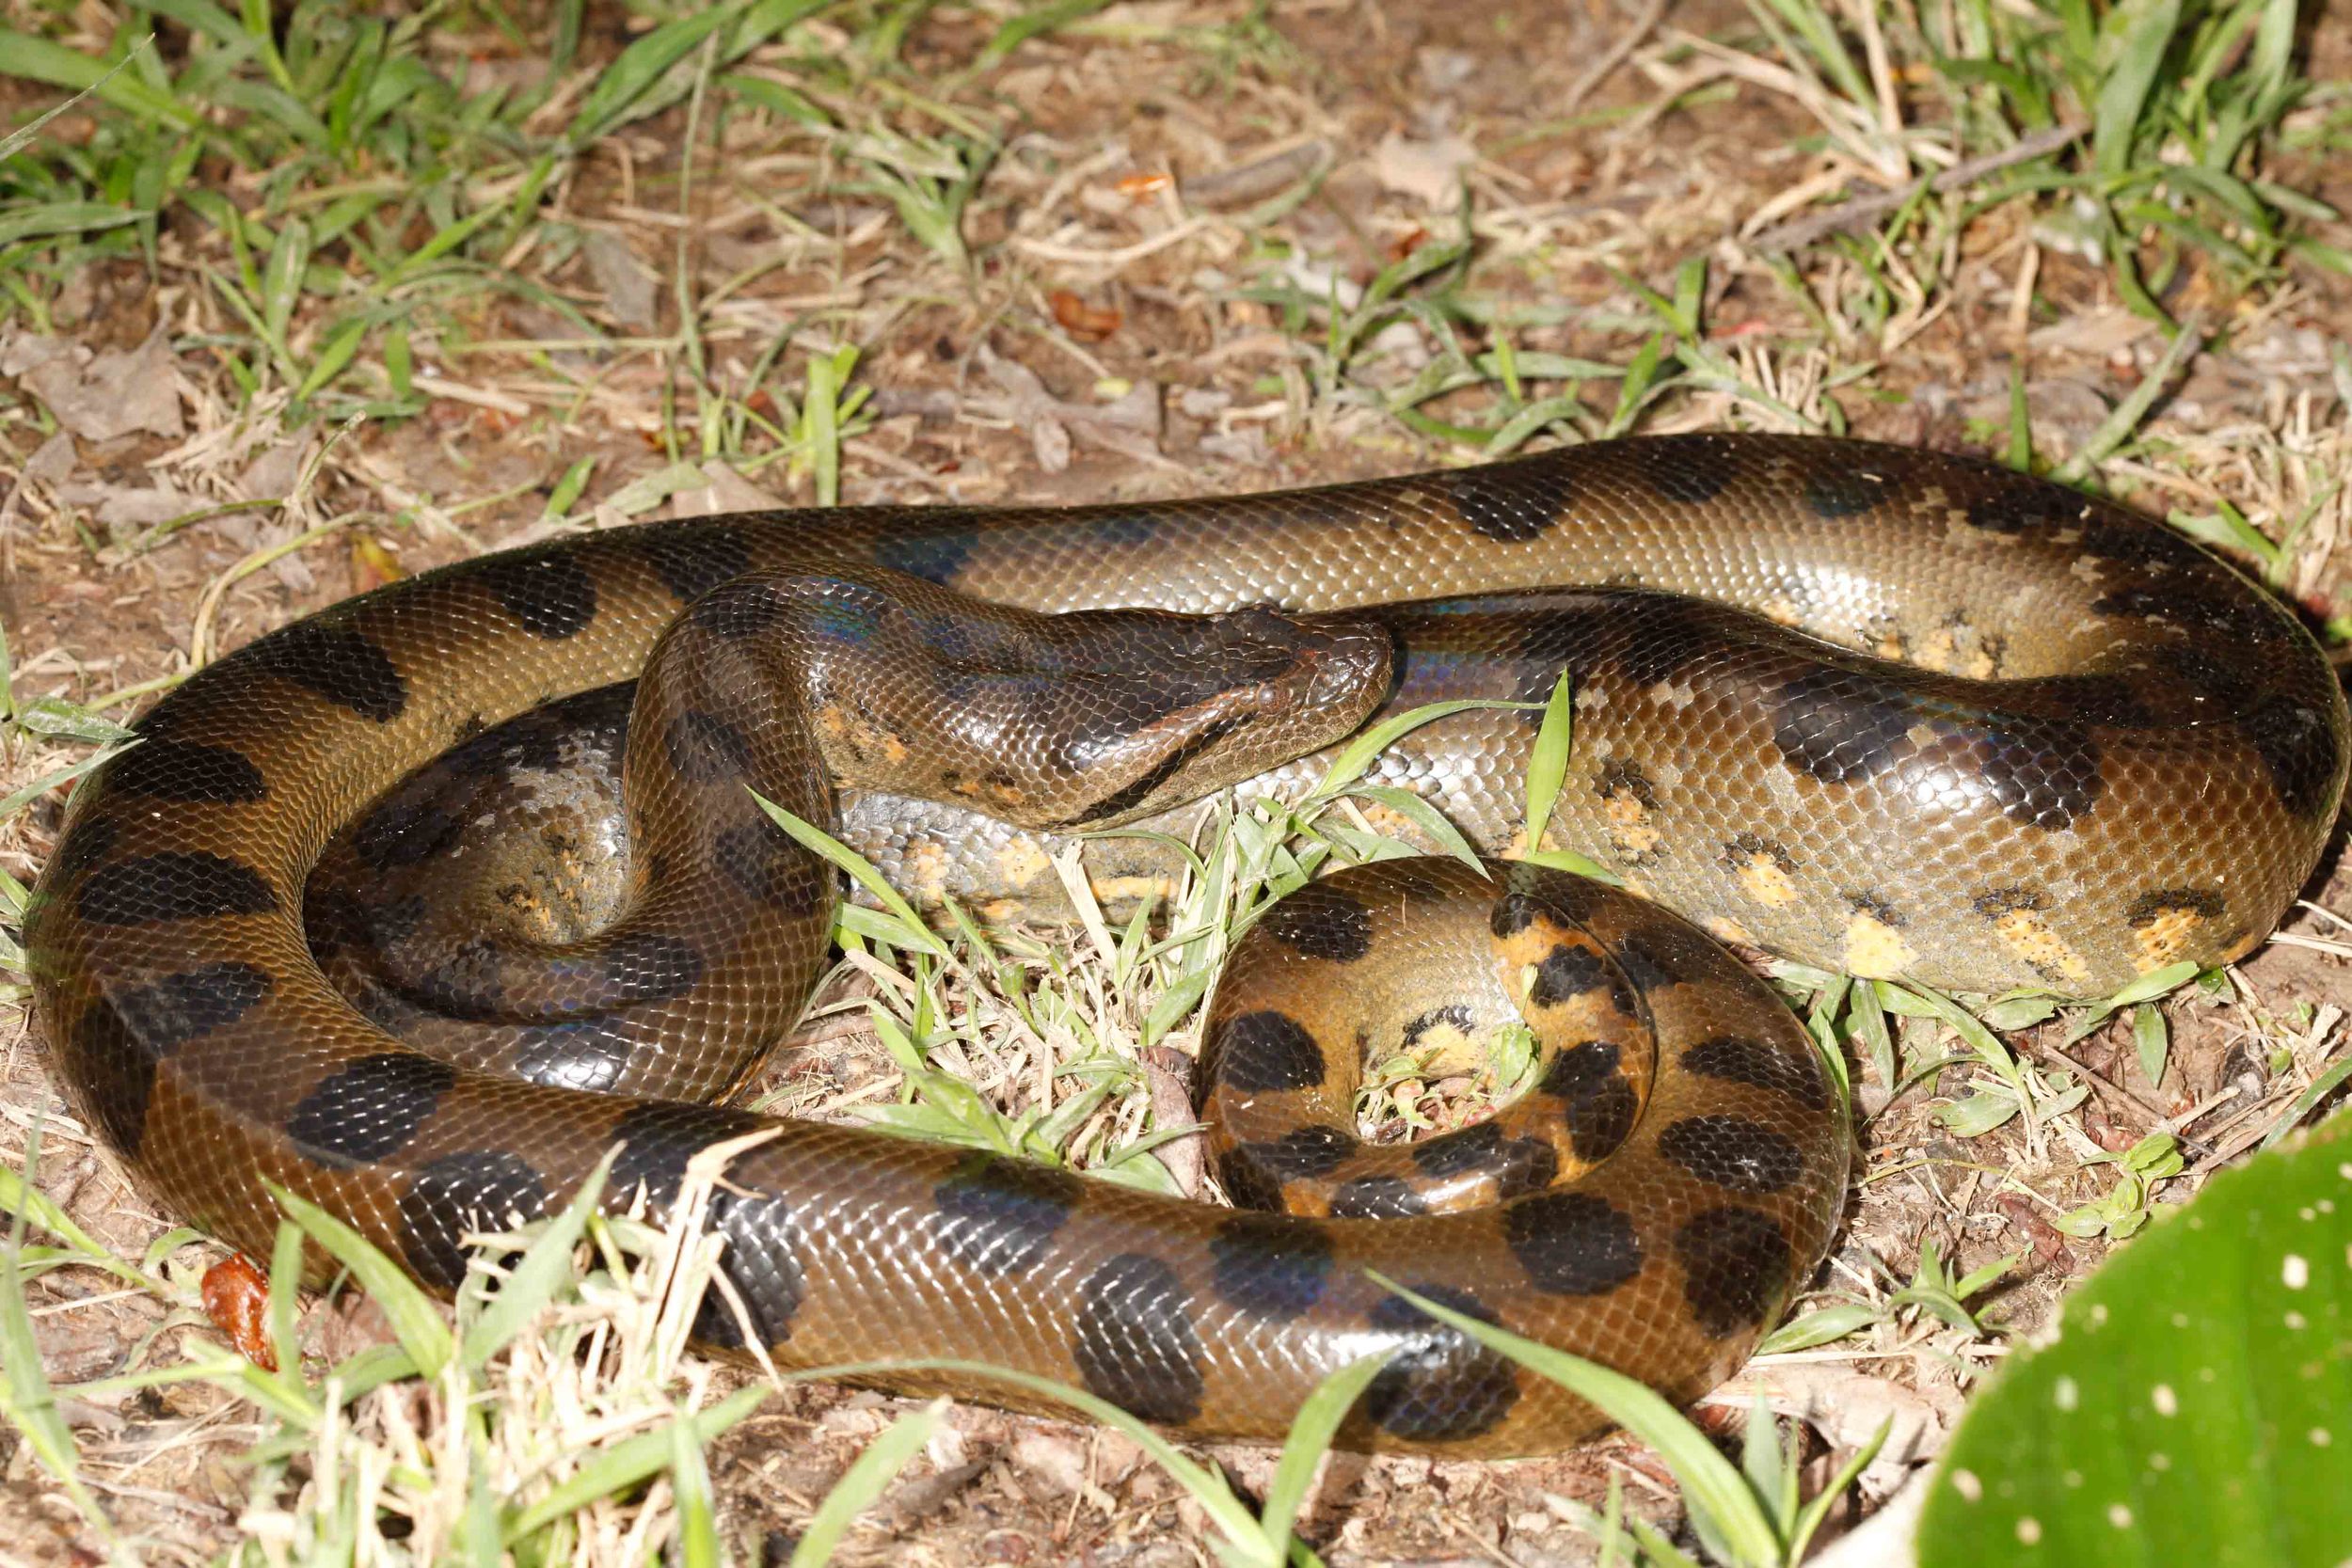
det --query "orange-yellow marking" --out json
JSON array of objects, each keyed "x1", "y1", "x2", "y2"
[
  {"x1": 1843, "y1": 910, "x2": 1917, "y2": 979},
  {"x1": 1991, "y1": 907, "x2": 2091, "y2": 988}
]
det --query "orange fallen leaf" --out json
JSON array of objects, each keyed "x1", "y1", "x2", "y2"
[
  {"x1": 1048, "y1": 290, "x2": 1121, "y2": 341},
  {"x1": 350, "y1": 535, "x2": 405, "y2": 593},
  {"x1": 1115, "y1": 171, "x2": 1171, "y2": 201},
  {"x1": 202, "y1": 1253, "x2": 278, "y2": 1371}
]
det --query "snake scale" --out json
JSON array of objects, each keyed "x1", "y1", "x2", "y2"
[{"x1": 28, "y1": 435, "x2": 2347, "y2": 1455}]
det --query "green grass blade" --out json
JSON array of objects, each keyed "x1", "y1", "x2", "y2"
[
  {"x1": 1366, "y1": 1275, "x2": 1781, "y2": 1568},
  {"x1": 266, "y1": 1180, "x2": 455, "y2": 1379},
  {"x1": 789, "y1": 1399, "x2": 946, "y2": 1568},
  {"x1": 1260, "y1": 1353, "x2": 1394, "y2": 1559}
]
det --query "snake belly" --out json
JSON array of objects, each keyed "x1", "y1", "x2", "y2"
[{"x1": 27, "y1": 435, "x2": 2347, "y2": 1456}]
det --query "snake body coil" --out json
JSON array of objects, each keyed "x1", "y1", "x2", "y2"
[{"x1": 29, "y1": 436, "x2": 2346, "y2": 1454}]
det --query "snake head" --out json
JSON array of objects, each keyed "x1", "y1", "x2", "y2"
[{"x1": 1041, "y1": 604, "x2": 1395, "y2": 831}]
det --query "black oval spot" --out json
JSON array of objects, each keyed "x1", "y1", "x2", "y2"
[
  {"x1": 2124, "y1": 887, "x2": 2227, "y2": 927},
  {"x1": 1209, "y1": 1214, "x2": 1334, "y2": 1321},
  {"x1": 662, "y1": 711, "x2": 756, "y2": 784},
  {"x1": 1965, "y1": 484, "x2": 2079, "y2": 535},
  {"x1": 713, "y1": 821, "x2": 831, "y2": 914},
  {"x1": 350, "y1": 793, "x2": 466, "y2": 873},
  {"x1": 106, "y1": 738, "x2": 267, "y2": 802},
  {"x1": 928, "y1": 1154, "x2": 1084, "y2": 1275},
  {"x1": 1362, "y1": 1285, "x2": 1520, "y2": 1442},
  {"x1": 1674, "y1": 1206, "x2": 1793, "y2": 1338},
  {"x1": 1072, "y1": 1253, "x2": 1205, "y2": 1425},
  {"x1": 1658, "y1": 1115, "x2": 1804, "y2": 1195},
  {"x1": 688, "y1": 577, "x2": 792, "y2": 641},
  {"x1": 1682, "y1": 1035, "x2": 1828, "y2": 1111},
  {"x1": 1538, "y1": 1040, "x2": 1621, "y2": 1100},
  {"x1": 1216, "y1": 1147, "x2": 1285, "y2": 1212},
  {"x1": 1804, "y1": 467, "x2": 1890, "y2": 519},
  {"x1": 1772, "y1": 668, "x2": 1915, "y2": 784},
  {"x1": 1446, "y1": 468, "x2": 1558, "y2": 543},
  {"x1": 246, "y1": 620, "x2": 406, "y2": 721},
  {"x1": 286, "y1": 1053, "x2": 459, "y2": 1164},
  {"x1": 78, "y1": 852, "x2": 278, "y2": 927},
  {"x1": 1492, "y1": 1136, "x2": 1562, "y2": 1198},
  {"x1": 1941, "y1": 718, "x2": 2105, "y2": 831},
  {"x1": 482, "y1": 549, "x2": 598, "y2": 639},
  {"x1": 1412, "y1": 1122, "x2": 1505, "y2": 1180},
  {"x1": 608, "y1": 1101, "x2": 767, "y2": 1210},
  {"x1": 599, "y1": 931, "x2": 707, "y2": 1006},
  {"x1": 642, "y1": 524, "x2": 753, "y2": 604},
  {"x1": 1220, "y1": 1125, "x2": 1359, "y2": 1210},
  {"x1": 1262, "y1": 885, "x2": 1374, "y2": 963},
  {"x1": 695, "y1": 1189, "x2": 804, "y2": 1348},
  {"x1": 1612, "y1": 921, "x2": 1720, "y2": 992},
  {"x1": 398, "y1": 1150, "x2": 550, "y2": 1289},
  {"x1": 2240, "y1": 694, "x2": 2343, "y2": 820},
  {"x1": 67, "y1": 964, "x2": 275, "y2": 1158},
  {"x1": 876, "y1": 530, "x2": 977, "y2": 585},
  {"x1": 1528, "y1": 943, "x2": 1613, "y2": 1008},
  {"x1": 1610, "y1": 603, "x2": 1719, "y2": 691},
  {"x1": 1208, "y1": 1010, "x2": 1327, "y2": 1093},
  {"x1": 1565, "y1": 1078, "x2": 1640, "y2": 1160},
  {"x1": 1502, "y1": 1190, "x2": 1643, "y2": 1294},
  {"x1": 1328, "y1": 1177, "x2": 1430, "y2": 1219},
  {"x1": 1630, "y1": 437, "x2": 1737, "y2": 505}
]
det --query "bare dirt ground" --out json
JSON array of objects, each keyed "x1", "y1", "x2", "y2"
[{"x1": 3, "y1": 1, "x2": 2350, "y2": 1563}]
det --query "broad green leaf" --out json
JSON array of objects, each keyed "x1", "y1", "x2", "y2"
[{"x1": 1920, "y1": 1118, "x2": 2352, "y2": 1568}]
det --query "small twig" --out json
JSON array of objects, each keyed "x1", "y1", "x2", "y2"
[
  {"x1": 1563, "y1": 0, "x2": 1674, "y2": 113},
  {"x1": 1748, "y1": 123, "x2": 2085, "y2": 254},
  {"x1": 2016, "y1": 1036, "x2": 2216, "y2": 1161}
]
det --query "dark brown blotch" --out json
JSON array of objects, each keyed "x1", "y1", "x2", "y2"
[
  {"x1": 1444, "y1": 467, "x2": 1561, "y2": 544},
  {"x1": 68, "y1": 964, "x2": 275, "y2": 1158},
  {"x1": 875, "y1": 529, "x2": 978, "y2": 586},
  {"x1": 1772, "y1": 667, "x2": 1915, "y2": 784},
  {"x1": 1658, "y1": 1115, "x2": 1804, "y2": 1195},
  {"x1": 1682, "y1": 1035, "x2": 1828, "y2": 1111},
  {"x1": 1538, "y1": 1043, "x2": 1641, "y2": 1161},
  {"x1": 285, "y1": 1052, "x2": 459, "y2": 1165},
  {"x1": 482, "y1": 548, "x2": 599, "y2": 640},
  {"x1": 512, "y1": 1025, "x2": 634, "y2": 1093},
  {"x1": 398, "y1": 1150, "x2": 551, "y2": 1290},
  {"x1": 1219, "y1": 1125, "x2": 1359, "y2": 1210},
  {"x1": 1502, "y1": 1190, "x2": 1643, "y2": 1295},
  {"x1": 106, "y1": 738, "x2": 268, "y2": 803},
  {"x1": 928, "y1": 1154, "x2": 1085, "y2": 1275},
  {"x1": 246, "y1": 620, "x2": 407, "y2": 722},
  {"x1": 77, "y1": 851, "x2": 278, "y2": 927},
  {"x1": 598, "y1": 931, "x2": 706, "y2": 1006},
  {"x1": 608, "y1": 1102, "x2": 768, "y2": 1210},
  {"x1": 694, "y1": 1190, "x2": 804, "y2": 1349},
  {"x1": 1613, "y1": 920, "x2": 1723, "y2": 993},
  {"x1": 1402, "y1": 1004, "x2": 1475, "y2": 1049},
  {"x1": 1629, "y1": 436, "x2": 1738, "y2": 505},
  {"x1": 2239, "y1": 694, "x2": 2343, "y2": 821},
  {"x1": 2124, "y1": 887, "x2": 2227, "y2": 927},
  {"x1": 1208, "y1": 1213, "x2": 1334, "y2": 1321},
  {"x1": 1804, "y1": 467, "x2": 1891, "y2": 519},
  {"x1": 1361, "y1": 1285, "x2": 1520, "y2": 1442},
  {"x1": 1674, "y1": 1206, "x2": 1793, "y2": 1338},
  {"x1": 1207, "y1": 1010, "x2": 1328, "y2": 1093},
  {"x1": 1328, "y1": 1177, "x2": 1430, "y2": 1219},
  {"x1": 641, "y1": 523, "x2": 753, "y2": 605},
  {"x1": 1721, "y1": 832, "x2": 1796, "y2": 877},
  {"x1": 661, "y1": 710, "x2": 756, "y2": 784},
  {"x1": 1527, "y1": 943, "x2": 1614, "y2": 1008},
  {"x1": 1262, "y1": 883, "x2": 1375, "y2": 963},
  {"x1": 712, "y1": 820, "x2": 831, "y2": 915},
  {"x1": 1411, "y1": 1121, "x2": 1506, "y2": 1180},
  {"x1": 1072, "y1": 1253, "x2": 1205, "y2": 1425}
]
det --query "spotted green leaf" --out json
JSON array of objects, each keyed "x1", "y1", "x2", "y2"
[{"x1": 1919, "y1": 1118, "x2": 2352, "y2": 1567}]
